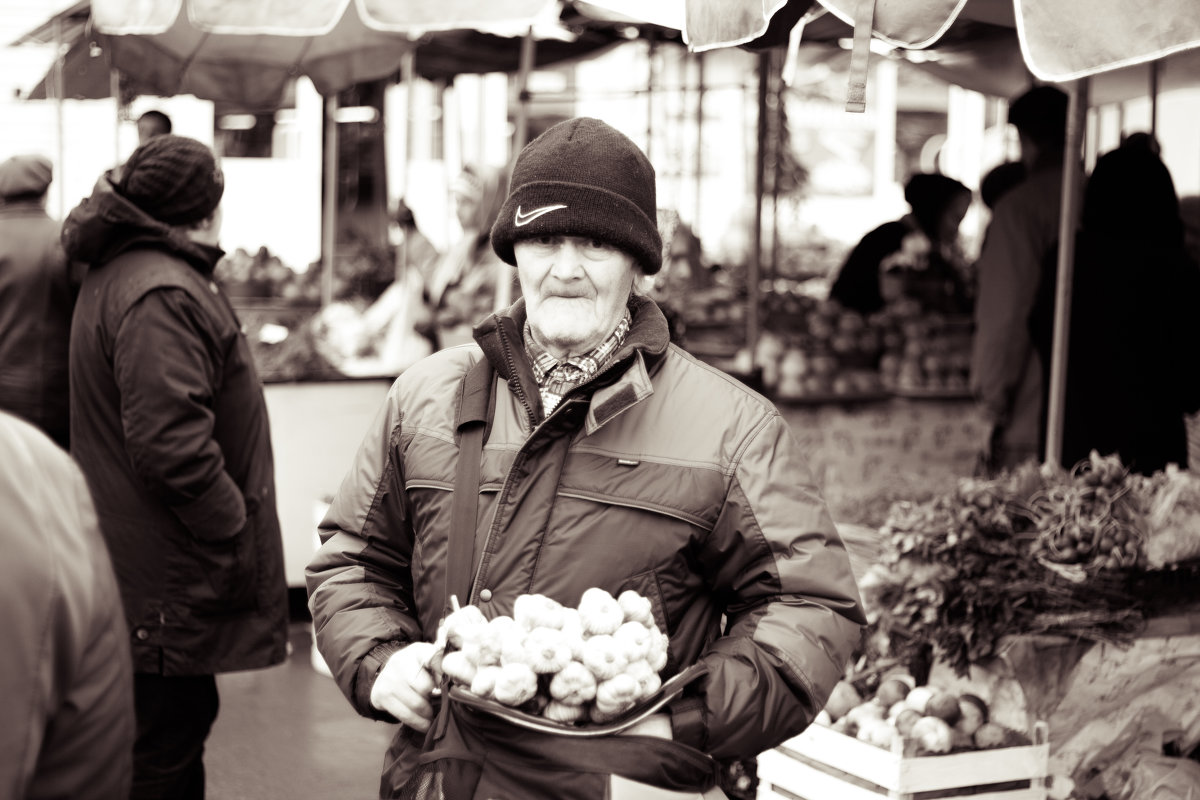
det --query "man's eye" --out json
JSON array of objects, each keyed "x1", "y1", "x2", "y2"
[{"x1": 582, "y1": 239, "x2": 617, "y2": 256}]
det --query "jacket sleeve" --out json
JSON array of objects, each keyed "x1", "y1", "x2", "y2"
[
  {"x1": 113, "y1": 288, "x2": 246, "y2": 541},
  {"x1": 970, "y1": 196, "x2": 1046, "y2": 425},
  {"x1": 305, "y1": 383, "x2": 424, "y2": 719},
  {"x1": 677, "y1": 412, "x2": 865, "y2": 759}
]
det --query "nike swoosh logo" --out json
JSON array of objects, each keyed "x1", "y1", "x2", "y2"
[{"x1": 514, "y1": 204, "x2": 567, "y2": 226}]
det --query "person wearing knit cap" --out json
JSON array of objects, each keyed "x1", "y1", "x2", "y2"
[
  {"x1": 307, "y1": 116, "x2": 864, "y2": 798},
  {"x1": 971, "y1": 84, "x2": 1071, "y2": 475},
  {"x1": 0, "y1": 154, "x2": 79, "y2": 449},
  {"x1": 62, "y1": 135, "x2": 288, "y2": 800}
]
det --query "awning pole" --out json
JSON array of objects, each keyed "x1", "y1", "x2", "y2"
[
  {"x1": 749, "y1": 51, "x2": 769, "y2": 359},
  {"x1": 1043, "y1": 77, "x2": 1089, "y2": 467},
  {"x1": 1149, "y1": 59, "x2": 1160, "y2": 139},
  {"x1": 512, "y1": 27, "x2": 536, "y2": 157},
  {"x1": 54, "y1": 17, "x2": 66, "y2": 219},
  {"x1": 694, "y1": 52, "x2": 705, "y2": 227},
  {"x1": 321, "y1": 94, "x2": 339, "y2": 307}
]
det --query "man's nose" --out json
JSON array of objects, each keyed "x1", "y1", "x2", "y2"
[{"x1": 548, "y1": 241, "x2": 585, "y2": 276}]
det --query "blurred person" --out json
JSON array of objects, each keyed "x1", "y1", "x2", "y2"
[
  {"x1": 418, "y1": 163, "x2": 513, "y2": 350},
  {"x1": 307, "y1": 117, "x2": 865, "y2": 798},
  {"x1": 62, "y1": 134, "x2": 289, "y2": 800},
  {"x1": 0, "y1": 154, "x2": 80, "y2": 449},
  {"x1": 970, "y1": 84, "x2": 1070, "y2": 474},
  {"x1": 1028, "y1": 136, "x2": 1200, "y2": 474},
  {"x1": 829, "y1": 172, "x2": 972, "y2": 315},
  {"x1": 979, "y1": 161, "x2": 1027, "y2": 212},
  {"x1": 136, "y1": 109, "x2": 173, "y2": 145},
  {"x1": 388, "y1": 198, "x2": 439, "y2": 285},
  {"x1": 0, "y1": 410, "x2": 135, "y2": 800}
]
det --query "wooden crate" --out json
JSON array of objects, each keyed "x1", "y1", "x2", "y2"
[{"x1": 756, "y1": 722, "x2": 1048, "y2": 800}]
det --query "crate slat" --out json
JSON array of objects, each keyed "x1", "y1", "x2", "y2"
[{"x1": 760, "y1": 723, "x2": 1048, "y2": 800}]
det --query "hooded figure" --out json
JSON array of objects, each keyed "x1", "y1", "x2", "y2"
[
  {"x1": 63, "y1": 134, "x2": 288, "y2": 800},
  {"x1": 1031, "y1": 136, "x2": 1200, "y2": 473}
]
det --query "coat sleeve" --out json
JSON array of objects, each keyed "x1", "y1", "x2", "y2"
[
  {"x1": 0, "y1": 416, "x2": 134, "y2": 800},
  {"x1": 970, "y1": 196, "x2": 1046, "y2": 425},
  {"x1": 113, "y1": 289, "x2": 246, "y2": 541},
  {"x1": 674, "y1": 412, "x2": 865, "y2": 759},
  {"x1": 305, "y1": 383, "x2": 424, "y2": 719}
]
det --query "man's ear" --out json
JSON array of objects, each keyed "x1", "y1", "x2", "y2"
[{"x1": 191, "y1": 213, "x2": 217, "y2": 233}]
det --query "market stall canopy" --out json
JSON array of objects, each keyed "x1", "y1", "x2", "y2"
[
  {"x1": 20, "y1": 0, "x2": 638, "y2": 107},
  {"x1": 586, "y1": 0, "x2": 1200, "y2": 103}
]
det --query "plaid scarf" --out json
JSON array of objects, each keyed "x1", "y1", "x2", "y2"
[{"x1": 525, "y1": 308, "x2": 631, "y2": 415}]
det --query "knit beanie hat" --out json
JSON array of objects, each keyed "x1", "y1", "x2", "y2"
[
  {"x1": 118, "y1": 134, "x2": 224, "y2": 226},
  {"x1": 491, "y1": 117, "x2": 662, "y2": 275}
]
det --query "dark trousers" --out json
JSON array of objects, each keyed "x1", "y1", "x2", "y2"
[{"x1": 132, "y1": 673, "x2": 220, "y2": 800}]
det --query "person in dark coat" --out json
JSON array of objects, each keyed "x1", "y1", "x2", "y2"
[
  {"x1": 0, "y1": 154, "x2": 80, "y2": 449},
  {"x1": 62, "y1": 134, "x2": 289, "y2": 800},
  {"x1": 1030, "y1": 135, "x2": 1200, "y2": 474},
  {"x1": 0, "y1": 410, "x2": 135, "y2": 800},
  {"x1": 829, "y1": 172, "x2": 972, "y2": 315}
]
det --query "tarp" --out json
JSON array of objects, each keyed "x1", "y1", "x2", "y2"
[
  {"x1": 675, "y1": 0, "x2": 1200, "y2": 84},
  {"x1": 581, "y1": 0, "x2": 1200, "y2": 102},
  {"x1": 21, "y1": 0, "x2": 633, "y2": 108}
]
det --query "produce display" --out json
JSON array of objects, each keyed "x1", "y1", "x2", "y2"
[
  {"x1": 756, "y1": 293, "x2": 971, "y2": 401},
  {"x1": 855, "y1": 452, "x2": 1200, "y2": 676},
  {"x1": 814, "y1": 676, "x2": 1031, "y2": 757},
  {"x1": 430, "y1": 589, "x2": 669, "y2": 725}
]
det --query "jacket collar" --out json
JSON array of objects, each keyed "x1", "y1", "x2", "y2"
[{"x1": 473, "y1": 293, "x2": 672, "y2": 428}]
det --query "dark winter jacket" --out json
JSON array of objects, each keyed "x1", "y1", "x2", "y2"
[
  {"x1": 307, "y1": 293, "x2": 865, "y2": 794},
  {"x1": 0, "y1": 410, "x2": 134, "y2": 800},
  {"x1": 63, "y1": 175, "x2": 288, "y2": 675},
  {"x1": 0, "y1": 200, "x2": 77, "y2": 448}
]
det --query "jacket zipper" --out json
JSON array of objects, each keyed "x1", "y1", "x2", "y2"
[{"x1": 466, "y1": 329, "x2": 639, "y2": 605}]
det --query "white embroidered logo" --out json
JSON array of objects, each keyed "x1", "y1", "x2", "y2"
[{"x1": 514, "y1": 204, "x2": 567, "y2": 226}]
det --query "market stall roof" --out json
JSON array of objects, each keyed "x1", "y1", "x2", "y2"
[
  {"x1": 585, "y1": 0, "x2": 1200, "y2": 103},
  {"x1": 17, "y1": 0, "x2": 648, "y2": 107}
]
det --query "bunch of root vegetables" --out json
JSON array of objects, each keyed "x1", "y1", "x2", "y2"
[{"x1": 857, "y1": 454, "x2": 1156, "y2": 676}]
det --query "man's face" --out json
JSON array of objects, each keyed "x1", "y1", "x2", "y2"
[{"x1": 515, "y1": 235, "x2": 637, "y2": 359}]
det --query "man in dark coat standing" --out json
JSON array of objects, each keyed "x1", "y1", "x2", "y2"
[
  {"x1": 63, "y1": 134, "x2": 289, "y2": 800},
  {"x1": 0, "y1": 154, "x2": 79, "y2": 449}
]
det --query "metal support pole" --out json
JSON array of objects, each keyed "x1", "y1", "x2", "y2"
[
  {"x1": 54, "y1": 17, "x2": 66, "y2": 219},
  {"x1": 321, "y1": 94, "x2": 338, "y2": 307},
  {"x1": 694, "y1": 52, "x2": 705, "y2": 228},
  {"x1": 1043, "y1": 78, "x2": 1089, "y2": 467},
  {"x1": 749, "y1": 51, "x2": 769, "y2": 359},
  {"x1": 512, "y1": 27, "x2": 536, "y2": 158}
]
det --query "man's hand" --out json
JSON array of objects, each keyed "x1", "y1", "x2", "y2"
[{"x1": 370, "y1": 641, "x2": 438, "y2": 731}]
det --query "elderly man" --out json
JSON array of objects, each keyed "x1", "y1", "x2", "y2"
[{"x1": 307, "y1": 117, "x2": 865, "y2": 799}]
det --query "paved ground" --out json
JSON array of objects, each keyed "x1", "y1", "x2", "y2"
[{"x1": 206, "y1": 622, "x2": 393, "y2": 800}]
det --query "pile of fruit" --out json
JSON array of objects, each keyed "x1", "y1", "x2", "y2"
[
  {"x1": 815, "y1": 677, "x2": 1031, "y2": 756},
  {"x1": 432, "y1": 589, "x2": 668, "y2": 725}
]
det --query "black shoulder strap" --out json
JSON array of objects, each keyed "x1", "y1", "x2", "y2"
[{"x1": 446, "y1": 357, "x2": 494, "y2": 614}]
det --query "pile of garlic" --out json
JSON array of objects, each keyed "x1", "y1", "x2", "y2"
[{"x1": 436, "y1": 588, "x2": 669, "y2": 725}]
